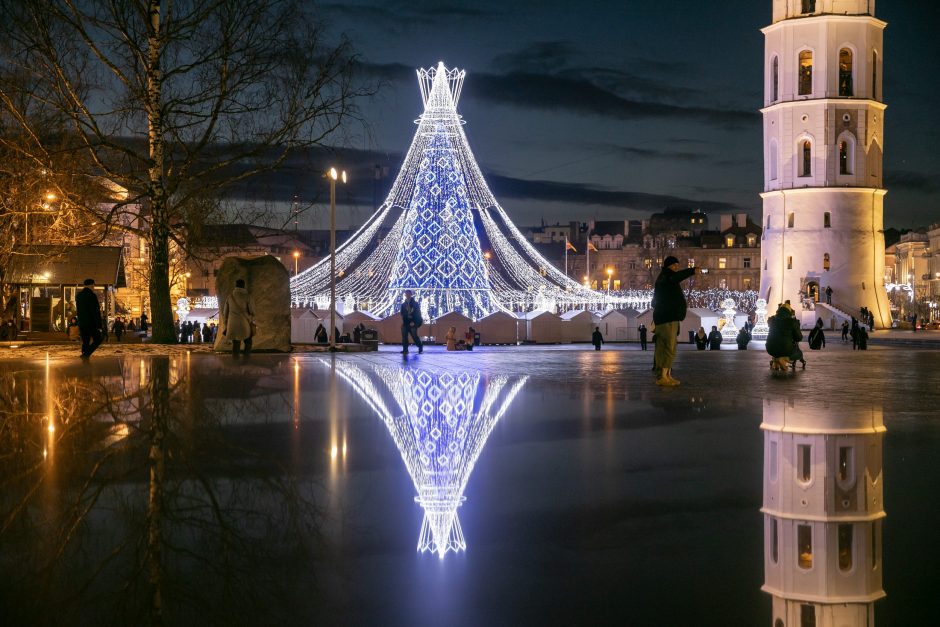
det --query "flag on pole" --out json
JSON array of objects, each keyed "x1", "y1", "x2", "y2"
[
  {"x1": 587, "y1": 241, "x2": 598, "y2": 252},
  {"x1": 565, "y1": 241, "x2": 577, "y2": 252}
]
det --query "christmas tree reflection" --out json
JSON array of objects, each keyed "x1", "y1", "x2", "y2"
[{"x1": 331, "y1": 360, "x2": 526, "y2": 558}]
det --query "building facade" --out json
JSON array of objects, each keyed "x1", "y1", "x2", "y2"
[
  {"x1": 761, "y1": 396, "x2": 885, "y2": 626},
  {"x1": 760, "y1": 0, "x2": 891, "y2": 325}
]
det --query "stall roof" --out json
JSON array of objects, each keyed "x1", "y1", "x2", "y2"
[{"x1": 6, "y1": 246, "x2": 126, "y2": 287}]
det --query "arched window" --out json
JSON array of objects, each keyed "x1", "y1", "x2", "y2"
[
  {"x1": 799, "y1": 50, "x2": 813, "y2": 96},
  {"x1": 787, "y1": 256, "x2": 793, "y2": 270},
  {"x1": 823, "y1": 253, "x2": 830, "y2": 271},
  {"x1": 839, "y1": 48, "x2": 854, "y2": 96},
  {"x1": 800, "y1": 140, "x2": 812, "y2": 177},
  {"x1": 772, "y1": 519, "x2": 779, "y2": 563},
  {"x1": 772, "y1": 56, "x2": 779, "y2": 102},
  {"x1": 770, "y1": 138, "x2": 778, "y2": 180},
  {"x1": 838, "y1": 524, "x2": 853, "y2": 571},
  {"x1": 872, "y1": 50, "x2": 879, "y2": 100},
  {"x1": 824, "y1": 212, "x2": 831, "y2": 228},
  {"x1": 788, "y1": 213, "x2": 795, "y2": 228},
  {"x1": 798, "y1": 524, "x2": 813, "y2": 569},
  {"x1": 802, "y1": 0, "x2": 816, "y2": 13},
  {"x1": 838, "y1": 133, "x2": 856, "y2": 175}
]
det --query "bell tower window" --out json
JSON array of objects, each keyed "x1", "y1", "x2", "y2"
[
  {"x1": 823, "y1": 253, "x2": 830, "y2": 271},
  {"x1": 800, "y1": 140, "x2": 812, "y2": 177},
  {"x1": 772, "y1": 56, "x2": 779, "y2": 102},
  {"x1": 872, "y1": 50, "x2": 878, "y2": 100},
  {"x1": 839, "y1": 49, "x2": 854, "y2": 97},
  {"x1": 824, "y1": 212, "x2": 831, "y2": 228},
  {"x1": 801, "y1": 0, "x2": 816, "y2": 13},
  {"x1": 799, "y1": 50, "x2": 813, "y2": 96}
]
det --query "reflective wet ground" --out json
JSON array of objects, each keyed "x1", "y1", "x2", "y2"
[{"x1": 1, "y1": 345, "x2": 938, "y2": 626}]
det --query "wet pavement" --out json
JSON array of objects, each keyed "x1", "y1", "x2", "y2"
[{"x1": 0, "y1": 344, "x2": 937, "y2": 626}]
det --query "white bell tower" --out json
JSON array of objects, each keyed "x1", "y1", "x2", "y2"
[
  {"x1": 760, "y1": 0, "x2": 891, "y2": 326},
  {"x1": 761, "y1": 397, "x2": 886, "y2": 626}
]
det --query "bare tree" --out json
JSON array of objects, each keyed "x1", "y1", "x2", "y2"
[{"x1": 0, "y1": 0, "x2": 363, "y2": 342}]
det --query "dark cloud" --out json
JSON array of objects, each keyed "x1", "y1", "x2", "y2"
[
  {"x1": 884, "y1": 170, "x2": 939, "y2": 193},
  {"x1": 356, "y1": 60, "x2": 756, "y2": 128},
  {"x1": 320, "y1": 2, "x2": 495, "y2": 30},
  {"x1": 485, "y1": 172, "x2": 744, "y2": 213}
]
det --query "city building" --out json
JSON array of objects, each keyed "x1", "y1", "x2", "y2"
[
  {"x1": 761, "y1": 396, "x2": 885, "y2": 626},
  {"x1": 759, "y1": 0, "x2": 891, "y2": 325},
  {"x1": 927, "y1": 223, "x2": 940, "y2": 305}
]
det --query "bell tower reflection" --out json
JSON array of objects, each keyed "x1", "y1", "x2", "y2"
[
  {"x1": 330, "y1": 360, "x2": 526, "y2": 558},
  {"x1": 761, "y1": 398, "x2": 885, "y2": 626}
]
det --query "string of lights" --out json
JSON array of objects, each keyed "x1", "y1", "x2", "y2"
[
  {"x1": 289, "y1": 62, "x2": 637, "y2": 319},
  {"x1": 329, "y1": 359, "x2": 527, "y2": 558}
]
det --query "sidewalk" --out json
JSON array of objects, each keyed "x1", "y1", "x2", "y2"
[{"x1": 867, "y1": 329, "x2": 940, "y2": 347}]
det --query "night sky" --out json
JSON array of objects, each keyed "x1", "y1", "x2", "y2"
[{"x1": 304, "y1": 0, "x2": 939, "y2": 230}]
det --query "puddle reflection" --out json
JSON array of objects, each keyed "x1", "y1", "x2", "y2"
[
  {"x1": 761, "y1": 398, "x2": 885, "y2": 625},
  {"x1": 329, "y1": 359, "x2": 526, "y2": 558}
]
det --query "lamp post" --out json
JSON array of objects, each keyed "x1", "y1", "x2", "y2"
[
  {"x1": 328, "y1": 167, "x2": 346, "y2": 352},
  {"x1": 293, "y1": 250, "x2": 300, "y2": 276},
  {"x1": 606, "y1": 267, "x2": 613, "y2": 297}
]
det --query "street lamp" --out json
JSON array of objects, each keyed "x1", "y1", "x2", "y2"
[
  {"x1": 606, "y1": 267, "x2": 613, "y2": 296},
  {"x1": 328, "y1": 167, "x2": 346, "y2": 352},
  {"x1": 293, "y1": 250, "x2": 300, "y2": 276}
]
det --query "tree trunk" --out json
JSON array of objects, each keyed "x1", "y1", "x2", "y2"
[
  {"x1": 145, "y1": 0, "x2": 174, "y2": 343},
  {"x1": 146, "y1": 356, "x2": 169, "y2": 626}
]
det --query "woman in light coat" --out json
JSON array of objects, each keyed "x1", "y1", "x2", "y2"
[
  {"x1": 445, "y1": 326, "x2": 458, "y2": 351},
  {"x1": 223, "y1": 278, "x2": 255, "y2": 357}
]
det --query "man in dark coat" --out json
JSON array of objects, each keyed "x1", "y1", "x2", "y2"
[
  {"x1": 707, "y1": 325, "x2": 722, "y2": 350},
  {"x1": 76, "y1": 278, "x2": 103, "y2": 359},
  {"x1": 652, "y1": 256, "x2": 698, "y2": 386},
  {"x1": 400, "y1": 290, "x2": 423, "y2": 354},
  {"x1": 638, "y1": 324, "x2": 648, "y2": 350},
  {"x1": 591, "y1": 326, "x2": 603, "y2": 351},
  {"x1": 766, "y1": 304, "x2": 802, "y2": 370}
]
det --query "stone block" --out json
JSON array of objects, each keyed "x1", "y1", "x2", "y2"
[{"x1": 214, "y1": 256, "x2": 291, "y2": 352}]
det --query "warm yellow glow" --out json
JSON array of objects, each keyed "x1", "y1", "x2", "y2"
[
  {"x1": 329, "y1": 167, "x2": 338, "y2": 180},
  {"x1": 184, "y1": 271, "x2": 191, "y2": 278},
  {"x1": 293, "y1": 251, "x2": 300, "y2": 258},
  {"x1": 342, "y1": 439, "x2": 347, "y2": 458},
  {"x1": 330, "y1": 444, "x2": 338, "y2": 460},
  {"x1": 341, "y1": 170, "x2": 347, "y2": 184},
  {"x1": 606, "y1": 267, "x2": 613, "y2": 276},
  {"x1": 45, "y1": 192, "x2": 56, "y2": 201},
  {"x1": 47, "y1": 423, "x2": 55, "y2": 434},
  {"x1": 483, "y1": 251, "x2": 491, "y2": 260}
]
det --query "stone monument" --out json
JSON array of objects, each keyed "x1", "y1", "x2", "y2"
[{"x1": 215, "y1": 256, "x2": 291, "y2": 352}]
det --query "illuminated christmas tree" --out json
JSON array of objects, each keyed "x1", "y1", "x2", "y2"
[
  {"x1": 330, "y1": 360, "x2": 526, "y2": 558},
  {"x1": 291, "y1": 62, "x2": 630, "y2": 318}
]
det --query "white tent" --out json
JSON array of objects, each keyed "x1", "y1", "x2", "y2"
[
  {"x1": 343, "y1": 310, "x2": 381, "y2": 332},
  {"x1": 291, "y1": 309, "x2": 320, "y2": 343},
  {"x1": 475, "y1": 311, "x2": 519, "y2": 345},
  {"x1": 559, "y1": 310, "x2": 594, "y2": 343},
  {"x1": 429, "y1": 311, "x2": 474, "y2": 343},
  {"x1": 637, "y1": 307, "x2": 720, "y2": 344},
  {"x1": 376, "y1": 314, "x2": 427, "y2": 344},
  {"x1": 601, "y1": 308, "x2": 642, "y2": 341},
  {"x1": 522, "y1": 310, "x2": 562, "y2": 343}
]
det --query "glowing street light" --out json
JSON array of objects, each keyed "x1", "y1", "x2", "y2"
[
  {"x1": 328, "y1": 167, "x2": 347, "y2": 351},
  {"x1": 606, "y1": 267, "x2": 613, "y2": 296},
  {"x1": 293, "y1": 250, "x2": 300, "y2": 276}
]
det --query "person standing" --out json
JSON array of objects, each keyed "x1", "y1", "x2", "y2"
[
  {"x1": 139, "y1": 311, "x2": 148, "y2": 336},
  {"x1": 222, "y1": 278, "x2": 255, "y2": 357},
  {"x1": 638, "y1": 324, "x2": 648, "y2": 350},
  {"x1": 652, "y1": 256, "x2": 698, "y2": 386},
  {"x1": 825, "y1": 285, "x2": 832, "y2": 305},
  {"x1": 736, "y1": 327, "x2": 751, "y2": 350},
  {"x1": 76, "y1": 278, "x2": 103, "y2": 359},
  {"x1": 850, "y1": 317, "x2": 860, "y2": 350},
  {"x1": 808, "y1": 318, "x2": 826, "y2": 350},
  {"x1": 592, "y1": 326, "x2": 604, "y2": 351},
  {"x1": 841, "y1": 320, "x2": 850, "y2": 343},
  {"x1": 400, "y1": 290, "x2": 423, "y2": 354},
  {"x1": 111, "y1": 316, "x2": 125, "y2": 342},
  {"x1": 694, "y1": 326, "x2": 708, "y2": 350},
  {"x1": 707, "y1": 325, "x2": 722, "y2": 350}
]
